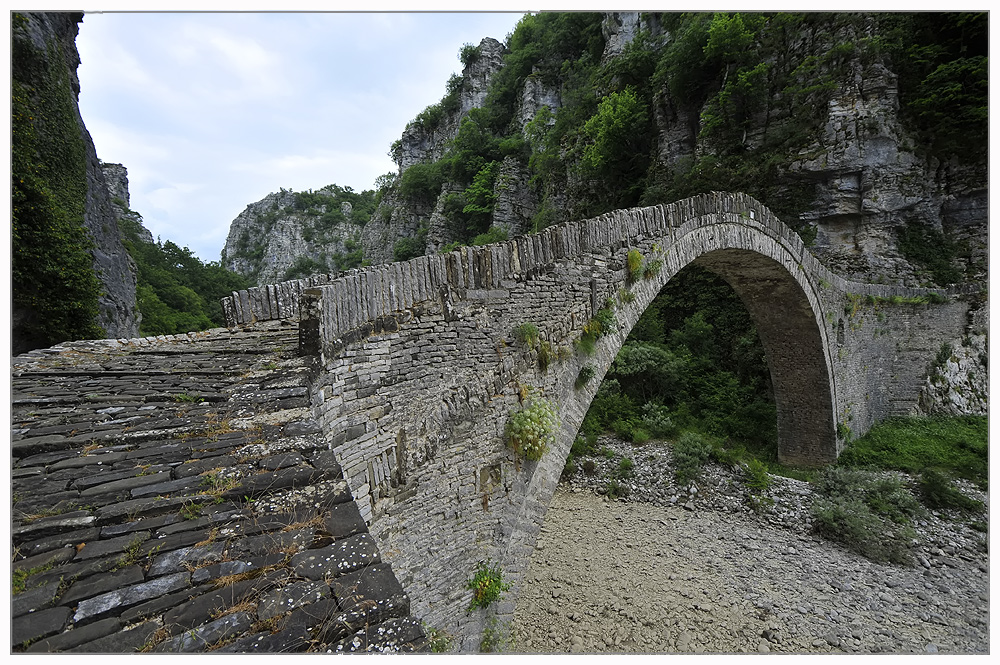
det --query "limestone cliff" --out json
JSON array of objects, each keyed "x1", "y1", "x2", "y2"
[
  {"x1": 361, "y1": 12, "x2": 986, "y2": 291},
  {"x1": 11, "y1": 11, "x2": 139, "y2": 354},
  {"x1": 103, "y1": 162, "x2": 154, "y2": 245},
  {"x1": 221, "y1": 186, "x2": 372, "y2": 287}
]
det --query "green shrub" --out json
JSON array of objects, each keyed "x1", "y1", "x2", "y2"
[
  {"x1": 626, "y1": 248, "x2": 644, "y2": 282},
  {"x1": 610, "y1": 418, "x2": 649, "y2": 444},
  {"x1": 673, "y1": 431, "x2": 715, "y2": 485},
  {"x1": 514, "y1": 322, "x2": 539, "y2": 347},
  {"x1": 711, "y1": 441, "x2": 746, "y2": 467},
  {"x1": 919, "y1": 468, "x2": 984, "y2": 512},
  {"x1": 604, "y1": 479, "x2": 630, "y2": 500},
  {"x1": 459, "y1": 42, "x2": 481, "y2": 66},
  {"x1": 864, "y1": 476, "x2": 923, "y2": 524},
  {"x1": 561, "y1": 455, "x2": 577, "y2": 479},
  {"x1": 643, "y1": 258, "x2": 663, "y2": 279},
  {"x1": 393, "y1": 236, "x2": 426, "y2": 262},
  {"x1": 505, "y1": 395, "x2": 559, "y2": 461},
  {"x1": 810, "y1": 466, "x2": 921, "y2": 564},
  {"x1": 575, "y1": 364, "x2": 596, "y2": 389},
  {"x1": 571, "y1": 433, "x2": 598, "y2": 457},
  {"x1": 641, "y1": 403, "x2": 677, "y2": 438},
  {"x1": 616, "y1": 457, "x2": 635, "y2": 479},
  {"x1": 398, "y1": 160, "x2": 444, "y2": 202},
  {"x1": 465, "y1": 561, "x2": 511, "y2": 611},
  {"x1": 811, "y1": 496, "x2": 914, "y2": 565},
  {"x1": 743, "y1": 458, "x2": 771, "y2": 493},
  {"x1": 472, "y1": 226, "x2": 509, "y2": 246}
]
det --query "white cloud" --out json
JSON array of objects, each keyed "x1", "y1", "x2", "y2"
[{"x1": 76, "y1": 11, "x2": 525, "y2": 261}]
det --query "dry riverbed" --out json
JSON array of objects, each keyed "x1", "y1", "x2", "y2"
[{"x1": 510, "y1": 437, "x2": 989, "y2": 654}]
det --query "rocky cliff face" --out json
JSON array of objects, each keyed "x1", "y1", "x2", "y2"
[
  {"x1": 11, "y1": 12, "x2": 139, "y2": 353},
  {"x1": 222, "y1": 187, "x2": 369, "y2": 287},
  {"x1": 103, "y1": 162, "x2": 154, "y2": 245},
  {"x1": 360, "y1": 12, "x2": 986, "y2": 292}
]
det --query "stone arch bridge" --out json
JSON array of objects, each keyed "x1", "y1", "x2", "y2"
[
  {"x1": 12, "y1": 193, "x2": 976, "y2": 652},
  {"x1": 219, "y1": 192, "x2": 973, "y2": 647}
]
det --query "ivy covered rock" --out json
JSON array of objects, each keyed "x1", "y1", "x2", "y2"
[{"x1": 11, "y1": 11, "x2": 140, "y2": 353}]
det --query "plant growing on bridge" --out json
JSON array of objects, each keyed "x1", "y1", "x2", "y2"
[
  {"x1": 505, "y1": 394, "x2": 559, "y2": 461},
  {"x1": 626, "y1": 248, "x2": 644, "y2": 283},
  {"x1": 643, "y1": 258, "x2": 663, "y2": 279},
  {"x1": 537, "y1": 340, "x2": 552, "y2": 372},
  {"x1": 574, "y1": 364, "x2": 596, "y2": 389},
  {"x1": 514, "y1": 322, "x2": 539, "y2": 347},
  {"x1": 465, "y1": 561, "x2": 511, "y2": 611}
]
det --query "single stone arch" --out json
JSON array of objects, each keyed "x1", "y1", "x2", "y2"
[
  {"x1": 553, "y1": 210, "x2": 839, "y2": 473},
  {"x1": 224, "y1": 192, "x2": 964, "y2": 644}
]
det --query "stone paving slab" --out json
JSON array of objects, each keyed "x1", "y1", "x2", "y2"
[{"x1": 11, "y1": 321, "x2": 428, "y2": 653}]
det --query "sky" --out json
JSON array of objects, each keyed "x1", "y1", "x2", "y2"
[{"x1": 74, "y1": 9, "x2": 527, "y2": 262}]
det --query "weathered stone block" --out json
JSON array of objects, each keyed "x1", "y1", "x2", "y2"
[
  {"x1": 73, "y1": 571, "x2": 191, "y2": 624},
  {"x1": 11, "y1": 606, "x2": 73, "y2": 647},
  {"x1": 290, "y1": 533, "x2": 381, "y2": 580}
]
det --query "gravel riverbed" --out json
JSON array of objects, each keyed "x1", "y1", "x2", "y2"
[{"x1": 510, "y1": 437, "x2": 989, "y2": 654}]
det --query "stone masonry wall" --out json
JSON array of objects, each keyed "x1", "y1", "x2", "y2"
[{"x1": 220, "y1": 192, "x2": 974, "y2": 648}]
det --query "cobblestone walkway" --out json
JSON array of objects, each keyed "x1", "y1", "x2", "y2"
[{"x1": 11, "y1": 322, "x2": 426, "y2": 653}]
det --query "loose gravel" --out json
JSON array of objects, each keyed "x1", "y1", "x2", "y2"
[{"x1": 510, "y1": 436, "x2": 989, "y2": 654}]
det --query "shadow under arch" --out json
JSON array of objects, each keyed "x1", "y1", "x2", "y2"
[{"x1": 690, "y1": 248, "x2": 838, "y2": 466}]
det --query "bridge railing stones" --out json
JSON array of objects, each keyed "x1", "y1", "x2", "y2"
[{"x1": 221, "y1": 191, "x2": 967, "y2": 335}]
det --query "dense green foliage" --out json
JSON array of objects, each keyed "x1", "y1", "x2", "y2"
[
  {"x1": 875, "y1": 12, "x2": 988, "y2": 159},
  {"x1": 582, "y1": 265, "x2": 776, "y2": 458},
  {"x1": 836, "y1": 416, "x2": 988, "y2": 486},
  {"x1": 896, "y1": 222, "x2": 964, "y2": 286},
  {"x1": 11, "y1": 13, "x2": 105, "y2": 348},
  {"x1": 387, "y1": 11, "x2": 985, "y2": 262},
  {"x1": 118, "y1": 211, "x2": 249, "y2": 336}
]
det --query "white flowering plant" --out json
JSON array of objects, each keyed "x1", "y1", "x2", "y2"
[{"x1": 505, "y1": 396, "x2": 559, "y2": 461}]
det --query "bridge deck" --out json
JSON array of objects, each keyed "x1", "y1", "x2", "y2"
[{"x1": 10, "y1": 321, "x2": 426, "y2": 653}]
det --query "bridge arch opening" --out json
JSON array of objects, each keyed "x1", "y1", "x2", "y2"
[
  {"x1": 577, "y1": 262, "x2": 779, "y2": 463},
  {"x1": 570, "y1": 243, "x2": 838, "y2": 472}
]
